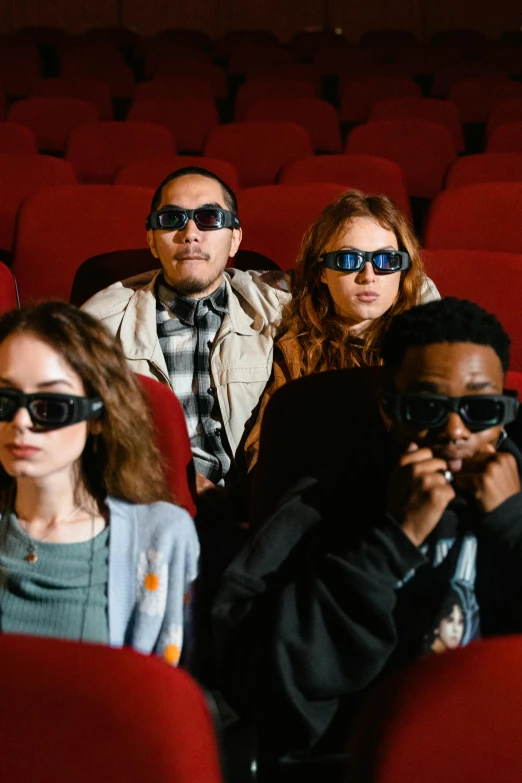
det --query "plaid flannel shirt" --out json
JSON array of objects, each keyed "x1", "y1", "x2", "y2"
[{"x1": 156, "y1": 276, "x2": 231, "y2": 484}]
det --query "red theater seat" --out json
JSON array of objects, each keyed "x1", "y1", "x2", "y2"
[
  {"x1": 204, "y1": 121, "x2": 313, "y2": 188},
  {"x1": 448, "y1": 77, "x2": 522, "y2": 123},
  {"x1": 0, "y1": 261, "x2": 19, "y2": 312},
  {"x1": 0, "y1": 634, "x2": 222, "y2": 782},
  {"x1": 445, "y1": 153, "x2": 522, "y2": 189},
  {"x1": 487, "y1": 122, "x2": 522, "y2": 153},
  {"x1": 152, "y1": 61, "x2": 227, "y2": 98},
  {"x1": 246, "y1": 63, "x2": 320, "y2": 93},
  {"x1": 0, "y1": 122, "x2": 37, "y2": 154},
  {"x1": 246, "y1": 96, "x2": 342, "y2": 153},
  {"x1": 431, "y1": 63, "x2": 504, "y2": 98},
  {"x1": 137, "y1": 375, "x2": 196, "y2": 517},
  {"x1": 339, "y1": 77, "x2": 421, "y2": 124},
  {"x1": 62, "y1": 60, "x2": 135, "y2": 99},
  {"x1": 133, "y1": 78, "x2": 215, "y2": 104},
  {"x1": 350, "y1": 636, "x2": 522, "y2": 783},
  {"x1": 12, "y1": 184, "x2": 152, "y2": 303},
  {"x1": 0, "y1": 153, "x2": 77, "y2": 252},
  {"x1": 66, "y1": 121, "x2": 176, "y2": 183},
  {"x1": 423, "y1": 249, "x2": 522, "y2": 371},
  {"x1": 238, "y1": 182, "x2": 347, "y2": 270},
  {"x1": 487, "y1": 97, "x2": 522, "y2": 136},
  {"x1": 279, "y1": 154, "x2": 411, "y2": 217},
  {"x1": 127, "y1": 99, "x2": 219, "y2": 154},
  {"x1": 346, "y1": 120, "x2": 457, "y2": 198},
  {"x1": 114, "y1": 155, "x2": 240, "y2": 193},
  {"x1": 8, "y1": 97, "x2": 98, "y2": 153},
  {"x1": 370, "y1": 97, "x2": 464, "y2": 152},
  {"x1": 425, "y1": 183, "x2": 522, "y2": 253},
  {"x1": 31, "y1": 77, "x2": 113, "y2": 120},
  {"x1": 234, "y1": 79, "x2": 316, "y2": 121},
  {"x1": 0, "y1": 57, "x2": 40, "y2": 98}
]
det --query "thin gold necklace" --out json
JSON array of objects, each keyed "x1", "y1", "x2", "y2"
[{"x1": 17, "y1": 505, "x2": 83, "y2": 564}]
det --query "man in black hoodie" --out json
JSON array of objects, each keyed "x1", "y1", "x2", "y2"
[{"x1": 213, "y1": 298, "x2": 522, "y2": 778}]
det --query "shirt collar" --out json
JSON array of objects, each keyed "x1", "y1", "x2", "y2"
[{"x1": 156, "y1": 275, "x2": 228, "y2": 326}]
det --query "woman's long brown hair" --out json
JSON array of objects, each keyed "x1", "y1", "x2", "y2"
[
  {"x1": 280, "y1": 190, "x2": 426, "y2": 376},
  {"x1": 0, "y1": 301, "x2": 174, "y2": 511}
]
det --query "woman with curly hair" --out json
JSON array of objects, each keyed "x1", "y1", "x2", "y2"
[
  {"x1": 0, "y1": 301, "x2": 198, "y2": 664},
  {"x1": 245, "y1": 190, "x2": 438, "y2": 471}
]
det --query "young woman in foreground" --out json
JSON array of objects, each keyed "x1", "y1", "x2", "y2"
[{"x1": 0, "y1": 301, "x2": 198, "y2": 664}]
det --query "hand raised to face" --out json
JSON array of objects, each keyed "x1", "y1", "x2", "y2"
[{"x1": 454, "y1": 444, "x2": 521, "y2": 514}]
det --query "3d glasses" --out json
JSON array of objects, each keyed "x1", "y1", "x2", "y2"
[
  {"x1": 146, "y1": 207, "x2": 240, "y2": 231},
  {"x1": 0, "y1": 389, "x2": 104, "y2": 431},
  {"x1": 320, "y1": 250, "x2": 411, "y2": 274},
  {"x1": 380, "y1": 390, "x2": 519, "y2": 432}
]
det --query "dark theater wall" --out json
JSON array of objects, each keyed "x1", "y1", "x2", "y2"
[{"x1": 2, "y1": 0, "x2": 522, "y2": 38}]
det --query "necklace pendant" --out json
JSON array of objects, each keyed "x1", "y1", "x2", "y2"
[{"x1": 25, "y1": 550, "x2": 38, "y2": 564}]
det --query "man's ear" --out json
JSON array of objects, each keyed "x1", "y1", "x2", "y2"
[
  {"x1": 147, "y1": 229, "x2": 159, "y2": 259},
  {"x1": 228, "y1": 227, "x2": 242, "y2": 259}
]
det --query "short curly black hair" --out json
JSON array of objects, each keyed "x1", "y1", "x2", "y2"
[{"x1": 381, "y1": 297, "x2": 511, "y2": 374}]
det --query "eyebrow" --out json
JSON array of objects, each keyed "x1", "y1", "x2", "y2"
[
  {"x1": 158, "y1": 202, "x2": 223, "y2": 210},
  {"x1": 405, "y1": 379, "x2": 501, "y2": 393},
  {"x1": 339, "y1": 245, "x2": 397, "y2": 251},
  {"x1": 0, "y1": 378, "x2": 76, "y2": 390}
]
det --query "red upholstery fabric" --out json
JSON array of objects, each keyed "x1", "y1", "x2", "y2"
[
  {"x1": 449, "y1": 77, "x2": 522, "y2": 123},
  {"x1": 370, "y1": 97, "x2": 464, "y2": 152},
  {"x1": 151, "y1": 61, "x2": 227, "y2": 98},
  {"x1": 127, "y1": 99, "x2": 219, "y2": 154},
  {"x1": 228, "y1": 43, "x2": 293, "y2": 76},
  {"x1": 425, "y1": 183, "x2": 522, "y2": 253},
  {"x1": 279, "y1": 154, "x2": 411, "y2": 217},
  {"x1": 204, "y1": 121, "x2": 313, "y2": 188},
  {"x1": 31, "y1": 77, "x2": 113, "y2": 120},
  {"x1": 250, "y1": 365, "x2": 384, "y2": 526},
  {"x1": 346, "y1": 120, "x2": 457, "y2": 198},
  {"x1": 114, "y1": 154, "x2": 240, "y2": 193},
  {"x1": 0, "y1": 87, "x2": 5, "y2": 120},
  {"x1": 234, "y1": 79, "x2": 316, "y2": 121},
  {"x1": 136, "y1": 29, "x2": 211, "y2": 59},
  {"x1": 349, "y1": 636, "x2": 522, "y2": 783},
  {"x1": 0, "y1": 634, "x2": 222, "y2": 782},
  {"x1": 62, "y1": 60, "x2": 135, "y2": 99},
  {"x1": 133, "y1": 78, "x2": 215, "y2": 104},
  {"x1": 8, "y1": 97, "x2": 98, "y2": 153},
  {"x1": 59, "y1": 42, "x2": 125, "y2": 67},
  {"x1": 486, "y1": 98, "x2": 522, "y2": 136},
  {"x1": 431, "y1": 63, "x2": 504, "y2": 98},
  {"x1": 246, "y1": 96, "x2": 342, "y2": 153},
  {"x1": 144, "y1": 48, "x2": 210, "y2": 78},
  {"x1": 212, "y1": 29, "x2": 279, "y2": 59},
  {"x1": 339, "y1": 77, "x2": 421, "y2": 124},
  {"x1": 69, "y1": 249, "x2": 157, "y2": 306},
  {"x1": 0, "y1": 122, "x2": 37, "y2": 154},
  {"x1": 246, "y1": 63, "x2": 321, "y2": 94},
  {"x1": 289, "y1": 30, "x2": 350, "y2": 61},
  {"x1": 137, "y1": 375, "x2": 196, "y2": 517},
  {"x1": 0, "y1": 153, "x2": 77, "y2": 252},
  {"x1": 12, "y1": 184, "x2": 152, "y2": 303},
  {"x1": 238, "y1": 182, "x2": 347, "y2": 270},
  {"x1": 487, "y1": 122, "x2": 522, "y2": 153},
  {"x1": 445, "y1": 153, "x2": 522, "y2": 189},
  {"x1": 0, "y1": 57, "x2": 40, "y2": 98},
  {"x1": 66, "y1": 122, "x2": 176, "y2": 183},
  {"x1": 0, "y1": 260, "x2": 19, "y2": 312},
  {"x1": 423, "y1": 249, "x2": 522, "y2": 371}
]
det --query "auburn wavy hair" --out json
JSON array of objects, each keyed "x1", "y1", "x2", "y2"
[
  {"x1": 0, "y1": 301, "x2": 173, "y2": 511},
  {"x1": 280, "y1": 190, "x2": 426, "y2": 375}
]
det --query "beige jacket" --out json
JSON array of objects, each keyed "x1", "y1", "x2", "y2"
[{"x1": 82, "y1": 268, "x2": 291, "y2": 459}]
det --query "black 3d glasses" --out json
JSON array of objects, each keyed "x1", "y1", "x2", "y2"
[
  {"x1": 146, "y1": 207, "x2": 241, "y2": 231},
  {"x1": 381, "y1": 390, "x2": 519, "y2": 432},
  {"x1": 320, "y1": 250, "x2": 411, "y2": 274},
  {"x1": 0, "y1": 389, "x2": 104, "y2": 431}
]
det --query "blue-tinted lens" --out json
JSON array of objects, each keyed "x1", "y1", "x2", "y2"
[
  {"x1": 373, "y1": 252, "x2": 403, "y2": 271},
  {"x1": 335, "y1": 252, "x2": 364, "y2": 271}
]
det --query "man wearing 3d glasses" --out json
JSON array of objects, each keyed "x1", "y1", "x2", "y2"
[
  {"x1": 83, "y1": 166, "x2": 290, "y2": 515},
  {"x1": 213, "y1": 297, "x2": 522, "y2": 776}
]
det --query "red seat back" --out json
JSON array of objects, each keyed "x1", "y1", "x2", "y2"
[
  {"x1": 246, "y1": 96, "x2": 342, "y2": 153},
  {"x1": 31, "y1": 77, "x2": 113, "y2": 120},
  {"x1": 445, "y1": 153, "x2": 522, "y2": 189},
  {"x1": 346, "y1": 120, "x2": 457, "y2": 198},
  {"x1": 0, "y1": 634, "x2": 222, "y2": 782},
  {"x1": 425, "y1": 183, "x2": 522, "y2": 253},
  {"x1": 350, "y1": 636, "x2": 522, "y2": 783},
  {"x1": 204, "y1": 121, "x2": 313, "y2": 188},
  {"x1": 66, "y1": 121, "x2": 176, "y2": 183},
  {"x1": 370, "y1": 97, "x2": 464, "y2": 152},
  {"x1": 234, "y1": 79, "x2": 315, "y2": 121},
  {"x1": 114, "y1": 155, "x2": 240, "y2": 193},
  {"x1": 0, "y1": 122, "x2": 37, "y2": 154},
  {"x1": 137, "y1": 374, "x2": 196, "y2": 517},
  {"x1": 449, "y1": 77, "x2": 522, "y2": 123},
  {"x1": 0, "y1": 57, "x2": 40, "y2": 98},
  {"x1": 0, "y1": 153, "x2": 77, "y2": 252},
  {"x1": 238, "y1": 182, "x2": 347, "y2": 270},
  {"x1": 486, "y1": 97, "x2": 522, "y2": 136},
  {"x1": 12, "y1": 184, "x2": 152, "y2": 303},
  {"x1": 133, "y1": 78, "x2": 215, "y2": 104},
  {"x1": 339, "y1": 77, "x2": 421, "y2": 123},
  {"x1": 487, "y1": 121, "x2": 522, "y2": 153},
  {"x1": 279, "y1": 154, "x2": 411, "y2": 217},
  {"x1": 8, "y1": 97, "x2": 98, "y2": 153},
  {"x1": 0, "y1": 260, "x2": 19, "y2": 312},
  {"x1": 127, "y1": 99, "x2": 219, "y2": 154},
  {"x1": 423, "y1": 249, "x2": 522, "y2": 371}
]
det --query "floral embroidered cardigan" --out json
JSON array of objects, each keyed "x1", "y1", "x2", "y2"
[{"x1": 106, "y1": 497, "x2": 199, "y2": 666}]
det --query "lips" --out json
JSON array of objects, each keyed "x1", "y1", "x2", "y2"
[
  {"x1": 5, "y1": 444, "x2": 40, "y2": 458},
  {"x1": 356, "y1": 292, "x2": 380, "y2": 302}
]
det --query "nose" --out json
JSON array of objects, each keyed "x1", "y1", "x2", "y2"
[
  {"x1": 178, "y1": 217, "x2": 201, "y2": 244},
  {"x1": 441, "y1": 411, "x2": 471, "y2": 441},
  {"x1": 355, "y1": 261, "x2": 376, "y2": 283}
]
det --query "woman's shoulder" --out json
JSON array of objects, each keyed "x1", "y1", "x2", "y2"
[{"x1": 107, "y1": 497, "x2": 198, "y2": 542}]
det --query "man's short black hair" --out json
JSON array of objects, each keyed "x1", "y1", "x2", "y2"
[
  {"x1": 150, "y1": 166, "x2": 238, "y2": 214},
  {"x1": 381, "y1": 297, "x2": 511, "y2": 374}
]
